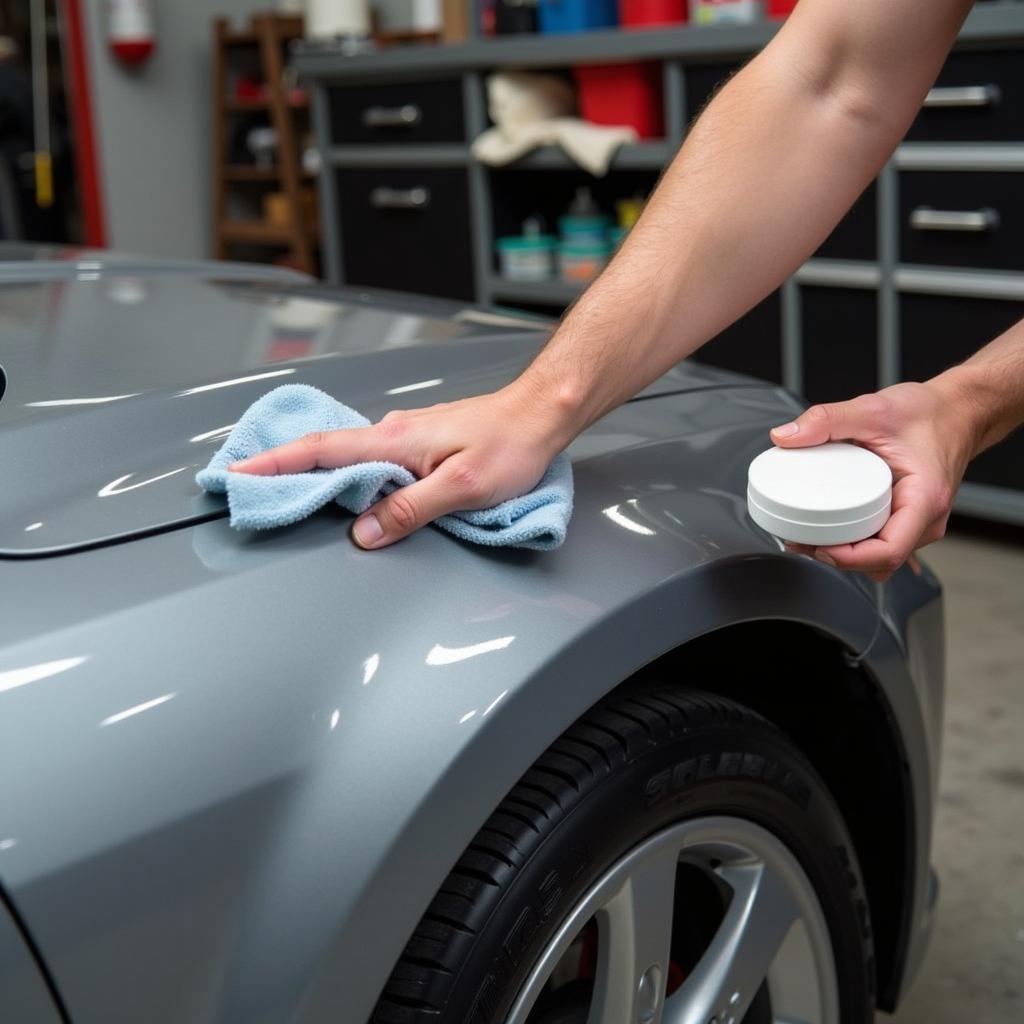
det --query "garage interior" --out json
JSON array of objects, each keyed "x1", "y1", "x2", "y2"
[{"x1": 0, "y1": 2, "x2": 1021, "y2": 1023}]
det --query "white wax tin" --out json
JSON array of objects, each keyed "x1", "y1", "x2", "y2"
[{"x1": 747, "y1": 442, "x2": 893, "y2": 546}]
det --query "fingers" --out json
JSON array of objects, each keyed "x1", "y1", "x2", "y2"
[
  {"x1": 770, "y1": 393, "x2": 889, "y2": 449},
  {"x1": 229, "y1": 426, "x2": 381, "y2": 476},
  {"x1": 807, "y1": 487, "x2": 933, "y2": 580},
  {"x1": 352, "y1": 458, "x2": 489, "y2": 550}
]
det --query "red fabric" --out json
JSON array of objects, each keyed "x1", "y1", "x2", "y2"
[
  {"x1": 574, "y1": 63, "x2": 664, "y2": 139},
  {"x1": 619, "y1": 0, "x2": 687, "y2": 26},
  {"x1": 767, "y1": 0, "x2": 799, "y2": 16}
]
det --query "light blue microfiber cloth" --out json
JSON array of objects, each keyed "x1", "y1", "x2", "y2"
[{"x1": 196, "y1": 384, "x2": 573, "y2": 550}]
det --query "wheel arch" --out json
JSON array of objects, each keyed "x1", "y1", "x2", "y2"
[
  {"x1": 303, "y1": 553, "x2": 937, "y2": 1022},
  {"x1": 619, "y1": 619, "x2": 915, "y2": 1011}
]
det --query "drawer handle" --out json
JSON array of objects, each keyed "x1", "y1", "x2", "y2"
[
  {"x1": 909, "y1": 207, "x2": 1000, "y2": 232},
  {"x1": 362, "y1": 104, "x2": 422, "y2": 128},
  {"x1": 370, "y1": 186, "x2": 430, "y2": 210},
  {"x1": 923, "y1": 84, "x2": 1000, "y2": 108}
]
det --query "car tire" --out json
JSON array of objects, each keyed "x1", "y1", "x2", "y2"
[{"x1": 371, "y1": 687, "x2": 875, "y2": 1024}]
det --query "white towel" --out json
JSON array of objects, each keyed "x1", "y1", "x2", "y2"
[{"x1": 471, "y1": 71, "x2": 638, "y2": 177}]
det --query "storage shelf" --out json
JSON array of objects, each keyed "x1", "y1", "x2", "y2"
[
  {"x1": 508, "y1": 141, "x2": 674, "y2": 171},
  {"x1": 220, "y1": 220, "x2": 320, "y2": 245},
  {"x1": 327, "y1": 144, "x2": 470, "y2": 167},
  {"x1": 294, "y1": 3, "x2": 1024, "y2": 80},
  {"x1": 956, "y1": 482, "x2": 1024, "y2": 527},
  {"x1": 223, "y1": 165, "x2": 315, "y2": 181},
  {"x1": 487, "y1": 275, "x2": 584, "y2": 305},
  {"x1": 224, "y1": 96, "x2": 310, "y2": 112}
]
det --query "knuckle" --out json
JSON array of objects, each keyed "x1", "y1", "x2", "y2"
[
  {"x1": 302, "y1": 431, "x2": 329, "y2": 459},
  {"x1": 855, "y1": 392, "x2": 893, "y2": 422},
  {"x1": 805, "y1": 404, "x2": 832, "y2": 425},
  {"x1": 385, "y1": 491, "x2": 420, "y2": 533},
  {"x1": 377, "y1": 414, "x2": 407, "y2": 440},
  {"x1": 448, "y1": 461, "x2": 489, "y2": 504}
]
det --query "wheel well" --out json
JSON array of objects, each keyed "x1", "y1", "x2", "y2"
[{"x1": 623, "y1": 620, "x2": 912, "y2": 1012}]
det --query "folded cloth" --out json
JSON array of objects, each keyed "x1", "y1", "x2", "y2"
[
  {"x1": 471, "y1": 71, "x2": 637, "y2": 177},
  {"x1": 195, "y1": 384, "x2": 573, "y2": 551}
]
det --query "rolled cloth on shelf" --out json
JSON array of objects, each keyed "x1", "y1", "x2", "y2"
[{"x1": 471, "y1": 71, "x2": 637, "y2": 177}]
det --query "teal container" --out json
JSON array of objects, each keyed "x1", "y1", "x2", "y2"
[
  {"x1": 558, "y1": 214, "x2": 611, "y2": 246},
  {"x1": 496, "y1": 234, "x2": 558, "y2": 281}
]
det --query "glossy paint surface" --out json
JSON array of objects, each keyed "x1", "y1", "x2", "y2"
[{"x1": 0, "y1": 250, "x2": 944, "y2": 1023}]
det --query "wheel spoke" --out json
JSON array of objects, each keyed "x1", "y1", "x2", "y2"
[
  {"x1": 588, "y1": 840, "x2": 680, "y2": 1024},
  {"x1": 666, "y1": 858, "x2": 799, "y2": 1024}
]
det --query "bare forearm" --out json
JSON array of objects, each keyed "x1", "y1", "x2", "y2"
[
  {"x1": 936, "y1": 320, "x2": 1024, "y2": 457},
  {"x1": 513, "y1": 0, "x2": 971, "y2": 450}
]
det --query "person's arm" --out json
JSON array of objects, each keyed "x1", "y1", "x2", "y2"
[
  {"x1": 773, "y1": 321, "x2": 1024, "y2": 580},
  {"x1": 232, "y1": 0, "x2": 973, "y2": 549}
]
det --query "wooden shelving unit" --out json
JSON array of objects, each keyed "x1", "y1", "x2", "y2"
[{"x1": 211, "y1": 13, "x2": 318, "y2": 274}]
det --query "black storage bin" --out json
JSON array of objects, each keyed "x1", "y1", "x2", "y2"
[
  {"x1": 328, "y1": 80, "x2": 466, "y2": 145},
  {"x1": 336, "y1": 167, "x2": 476, "y2": 301},
  {"x1": 800, "y1": 287, "x2": 878, "y2": 406},
  {"x1": 899, "y1": 171, "x2": 1024, "y2": 271},
  {"x1": 901, "y1": 292, "x2": 1024, "y2": 490},
  {"x1": 692, "y1": 291, "x2": 783, "y2": 385}
]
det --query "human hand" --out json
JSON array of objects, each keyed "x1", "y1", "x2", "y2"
[
  {"x1": 228, "y1": 383, "x2": 570, "y2": 549},
  {"x1": 770, "y1": 373, "x2": 980, "y2": 581}
]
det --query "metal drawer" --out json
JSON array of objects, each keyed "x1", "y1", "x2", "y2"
[
  {"x1": 327, "y1": 80, "x2": 465, "y2": 145},
  {"x1": 905, "y1": 51, "x2": 1024, "y2": 143},
  {"x1": 801, "y1": 288, "x2": 877, "y2": 406},
  {"x1": 815, "y1": 182, "x2": 876, "y2": 262},
  {"x1": 692, "y1": 290, "x2": 782, "y2": 385},
  {"x1": 336, "y1": 168, "x2": 475, "y2": 301},
  {"x1": 901, "y1": 293, "x2": 1024, "y2": 490},
  {"x1": 899, "y1": 171, "x2": 1024, "y2": 271}
]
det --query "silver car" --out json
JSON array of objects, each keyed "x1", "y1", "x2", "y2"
[{"x1": 0, "y1": 249, "x2": 943, "y2": 1024}]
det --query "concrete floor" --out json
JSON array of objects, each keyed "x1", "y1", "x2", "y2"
[{"x1": 881, "y1": 527, "x2": 1024, "y2": 1023}]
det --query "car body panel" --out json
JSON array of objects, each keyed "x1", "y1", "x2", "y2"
[
  {"x1": 0, "y1": 250, "x2": 944, "y2": 1022},
  {"x1": 0, "y1": 893, "x2": 61, "y2": 1023}
]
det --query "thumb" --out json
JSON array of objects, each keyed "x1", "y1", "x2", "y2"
[
  {"x1": 770, "y1": 397, "x2": 872, "y2": 449},
  {"x1": 351, "y1": 460, "x2": 482, "y2": 549}
]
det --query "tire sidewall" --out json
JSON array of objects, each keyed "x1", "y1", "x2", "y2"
[{"x1": 452, "y1": 718, "x2": 874, "y2": 1024}]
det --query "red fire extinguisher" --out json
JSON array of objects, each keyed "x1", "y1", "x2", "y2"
[{"x1": 107, "y1": 0, "x2": 156, "y2": 65}]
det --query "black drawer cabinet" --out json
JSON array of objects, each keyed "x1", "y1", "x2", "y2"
[
  {"x1": 899, "y1": 171, "x2": 1024, "y2": 271},
  {"x1": 905, "y1": 51, "x2": 1024, "y2": 143},
  {"x1": 901, "y1": 293, "x2": 1024, "y2": 489},
  {"x1": 684, "y1": 63, "x2": 741, "y2": 120},
  {"x1": 815, "y1": 183, "x2": 877, "y2": 262},
  {"x1": 693, "y1": 291, "x2": 782, "y2": 385},
  {"x1": 801, "y1": 288, "x2": 877, "y2": 406},
  {"x1": 336, "y1": 168, "x2": 475, "y2": 301},
  {"x1": 327, "y1": 80, "x2": 466, "y2": 145}
]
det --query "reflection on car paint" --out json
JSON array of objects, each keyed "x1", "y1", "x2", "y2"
[
  {"x1": 98, "y1": 466, "x2": 193, "y2": 498},
  {"x1": 100, "y1": 692, "x2": 177, "y2": 728},
  {"x1": 385, "y1": 378, "x2": 444, "y2": 396},
  {"x1": 0, "y1": 655, "x2": 88, "y2": 694},
  {"x1": 362, "y1": 653, "x2": 380, "y2": 686},
  {"x1": 177, "y1": 368, "x2": 295, "y2": 397},
  {"x1": 602, "y1": 500, "x2": 657, "y2": 537},
  {"x1": 425, "y1": 636, "x2": 516, "y2": 666}
]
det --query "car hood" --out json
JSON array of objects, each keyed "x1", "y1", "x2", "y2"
[{"x1": 0, "y1": 267, "x2": 760, "y2": 557}]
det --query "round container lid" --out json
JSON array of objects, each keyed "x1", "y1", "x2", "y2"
[{"x1": 747, "y1": 442, "x2": 893, "y2": 545}]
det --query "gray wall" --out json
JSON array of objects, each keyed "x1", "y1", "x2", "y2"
[{"x1": 82, "y1": 0, "x2": 266, "y2": 259}]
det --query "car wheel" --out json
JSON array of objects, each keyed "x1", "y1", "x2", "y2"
[{"x1": 371, "y1": 688, "x2": 875, "y2": 1024}]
